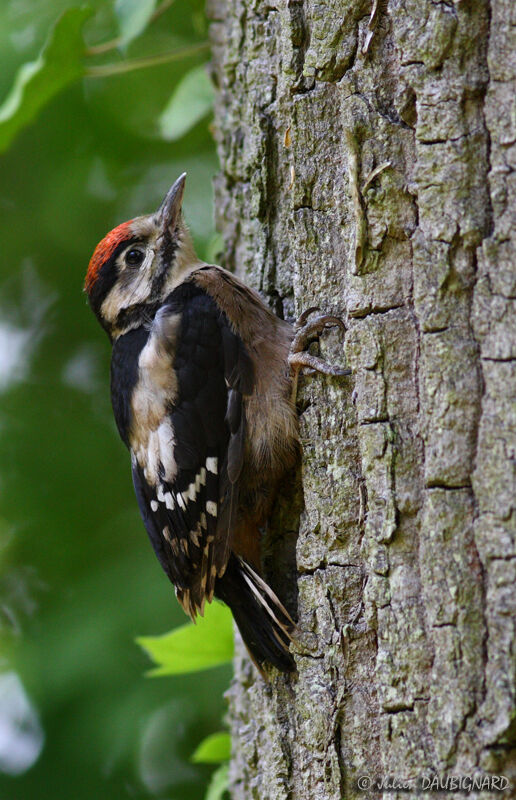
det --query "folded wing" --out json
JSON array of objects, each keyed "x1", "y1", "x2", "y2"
[{"x1": 131, "y1": 280, "x2": 254, "y2": 618}]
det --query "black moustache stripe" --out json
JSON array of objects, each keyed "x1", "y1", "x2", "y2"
[
  {"x1": 115, "y1": 300, "x2": 161, "y2": 331},
  {"x1": 151, "y1": 228, "x2": 178, "y2": 297}
]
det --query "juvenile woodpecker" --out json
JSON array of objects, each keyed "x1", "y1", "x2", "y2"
[{"x1": 85, "y1": 174, "x2": 348, "y2": 672}]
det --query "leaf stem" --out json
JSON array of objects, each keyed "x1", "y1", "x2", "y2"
[
  {"x1": 84, "y1": 43, "x2": 209, "y2": 78},
  {"x1": 86, "y1": 0, "x2": 177, "y2": 56},
  {"x1": 86, "y1": 36, "x2": 122, "y2": 56},
  {"x1": 150, "y1": 0, "x2": 176, "y2": 24}
]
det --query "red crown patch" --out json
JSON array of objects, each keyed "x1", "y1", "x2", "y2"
[{"x1": 85, "y1": 220, "x2": 133, "y2": 292}]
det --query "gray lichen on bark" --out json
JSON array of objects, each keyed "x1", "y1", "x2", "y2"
[{"x1": 207, "y1": 0, "x2": 516, "y2": 797}]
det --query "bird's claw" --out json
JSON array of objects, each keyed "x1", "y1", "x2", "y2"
[
  {"x1": 288, "y1": 351, "x2": 351, "y2": 376},
  {"x1": 290, "y1": 312, "x2": 346, "y2": 354},
  {"x1": 293, "y1": 306, "x2": 321, "y2": 331},
  {"x1": 289, "y1": 309, "x2": 351, "y2": 402}
]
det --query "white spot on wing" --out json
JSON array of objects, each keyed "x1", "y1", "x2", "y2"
[
  {"x1": 150, "y1": 500, "x2": 158, "y2": 512},
  {"x1": 206, "y1": 501, "x2": 217, "y2": 517},
  {"x1": 164, "y1": 491, "x2": 174, "y2": 510},
  {"x1": 177, "y1": 493, "x2": 186, "y2": 511},
  {"x1": 190, "y1": 529, "x2": 200, "y2": 547},
  {"x1": 158, "y1": 420, "x2": 176, "y2": 481},
  {"x1": 206, "y1": 457, "x2": 218, "y2": 474}
]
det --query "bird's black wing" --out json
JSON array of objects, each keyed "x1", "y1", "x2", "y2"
[{"x1": 131, "y1": 281, "x2": 253, "y2": 618}]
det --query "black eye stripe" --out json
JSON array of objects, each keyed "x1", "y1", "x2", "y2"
[
  {"x1": 87, "y1": 237, "x2": 141, "y2": 318},
  {"x1": 111, "y1": 238, "x2": 141, "y2": 263}
]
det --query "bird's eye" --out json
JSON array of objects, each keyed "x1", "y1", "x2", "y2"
[{"x1": 125, "y1": 247, "x2": 145, "y2": 267}]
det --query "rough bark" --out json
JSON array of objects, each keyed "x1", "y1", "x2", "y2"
[{"x1": 207, "y1": 1, "x2": 515, "y2": 797}]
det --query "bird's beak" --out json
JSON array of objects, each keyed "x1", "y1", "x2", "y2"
[{"x1": 158, "y1": 172, "x2": 187, "y2": 234}]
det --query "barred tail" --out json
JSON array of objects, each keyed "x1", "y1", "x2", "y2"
[{"x1": 215, "y1": 554, "x2": 296, "y2": 673}]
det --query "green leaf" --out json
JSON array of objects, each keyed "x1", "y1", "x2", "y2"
[
  {"x1": 137, "y1": 601, "x2": 233, "y2": 676},
  {"x1": 191, "y1": 731, "x2": 231, "y2": 764},
  {"x1": 0, "y1": 6, "x2": 92, "y2": 154},
  {"x1": 159, "y1": 64, "x2": 214, "y2": 141},
  {"x1": 205, "y1": 763, "x2": 229, "y2": 800},
  {"x1": 115, "y1": 0, "x2": 157, "y2": 46}
]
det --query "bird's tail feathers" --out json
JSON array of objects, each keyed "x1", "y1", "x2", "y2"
[{"x1": 215, "y1": 554, "x2": 296, "y2": 674}]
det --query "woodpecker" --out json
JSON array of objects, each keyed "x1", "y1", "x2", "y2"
[{"x1": 85, "y1": 174, "x2": 348, "y2": 673}]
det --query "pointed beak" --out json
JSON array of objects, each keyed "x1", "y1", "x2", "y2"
[{"x1": 158, "y1": 172, "x2": 187, "y2": 234}]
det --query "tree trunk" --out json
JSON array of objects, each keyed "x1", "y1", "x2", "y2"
[{"x1": 207, "y1": 0, "x2": 515, "y2": 797}]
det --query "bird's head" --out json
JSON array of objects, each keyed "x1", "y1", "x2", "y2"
[{"x1": 85, "y1": 173, "x2": 198, "y2": 339}]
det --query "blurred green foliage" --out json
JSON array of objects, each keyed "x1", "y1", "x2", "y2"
[
  {"x1": 138, "y1": 602, "x2": 233, "y2": 678},
  {"x1": 191, "y1": 732, "x2": 231, "y2": 765},
  {"x1": 159, "y1": 64, "x2": 214, "y2": 141},
  {"x1": 205, "y1": 764, "x2": 230, "y2": 800},
  {"x1": 0, "y1": 2, "x2": 230, "y2": 799},
  {"x1": 0, "y1": 6, "x2": 92, "y2": 152}
]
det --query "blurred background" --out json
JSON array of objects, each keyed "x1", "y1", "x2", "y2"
[{"x1": 0, "y1": 1, "x2": 232, "y2": 798}]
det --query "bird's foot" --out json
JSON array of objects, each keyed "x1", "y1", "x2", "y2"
[{"x1": 289, "y1": 307, "x2": 351, "y2": 402}]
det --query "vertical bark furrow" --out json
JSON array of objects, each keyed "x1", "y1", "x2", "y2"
[
  {"x1": 471, "y1": 0, "x2": 516, "y2": 768},
  {"x1": 207, "y1": 0, "x2": 515, "y2": 796}
]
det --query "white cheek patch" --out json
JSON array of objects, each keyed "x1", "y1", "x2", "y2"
[{"x1": 100, "y1": 254, "x2": 154, "y2": 325}]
